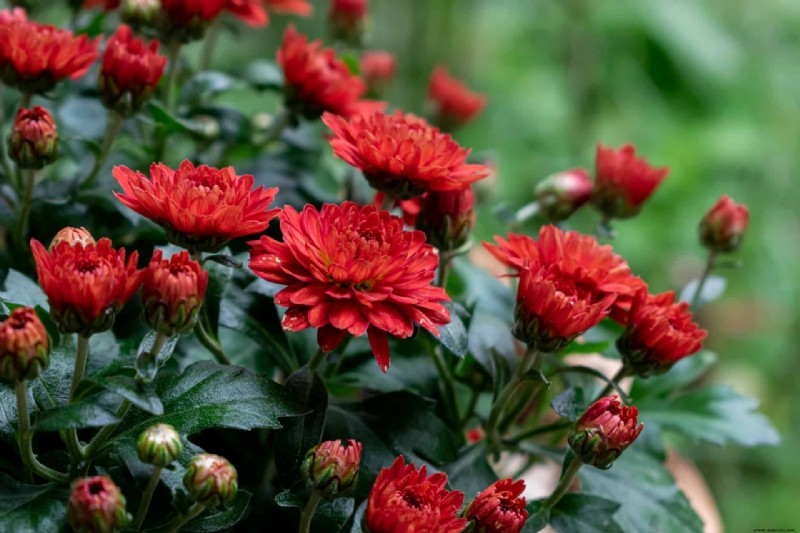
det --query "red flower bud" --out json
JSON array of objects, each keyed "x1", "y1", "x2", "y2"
[
  {"x1": 68, "y1": 476, "x2": 129, "y2": 533},
  {"x1": 534, "y1": 168, "x2": 593, "y2": 221},
  {"x1": 427, "y1": 66, "x2": 487, "y2": 131},
  {"x1": 366, "y1": 456, "x2": 467, "y2": 533},
  {"x1": 161, "y1": 0, "x2": 227, "y2": 41},
  {"x1": 592, "y1": 143, "x2": 669, "y2": 219},
  {"x1": 569, "y1": 396, "x2": 643, "y2": 469},
  {"x1": 100, "y1": 25, "x2": 167, "y2": 116},
  {"x1": 184, "y1": 454, "x2": 238, "y2": 507},
  {"x1": 463, "y1": 479, "x2": 528, "y2": 533},
  {"x1": 0, "y1": 307, "x2": 49, "y2": 381},
  {"x1": 120, "y1": 0, "x2": 161, "y2": 28},
  {"x1": 301, "y1": 439, "x2": 362, "y2": 498},
  {"x1": 360, "y1": 51, "x2": 396, "y2": 97},
  {"x1": 699, "y1": 195, "x2": 749, "y2": 253},
  {"x1": 225, "y1": 0, "x2": 313, "y2": 28},
  {"x1": 7, "y1": 106, "x2": 58, "y2": 169},
  {"x1": 142, "y1": 250, "x2": 208, "y2": 335},
  {"x1": 137, "y1": 423, "x2": 182, "y2": 466},
  {"x1": 617, "y1": 290, "x2": 707, "y2": 377},
  {"x1": 49, "y1": 227, "x2": 96, "y2": 250},
  {"x1": 328, "y1": 0, "x2": 368, "y2": 43},
  {"x1": 416, "y1": 186, "x2": 476, "y2": 252}
]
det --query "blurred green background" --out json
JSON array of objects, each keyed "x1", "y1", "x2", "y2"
[{"x1": 16, "y1": 0, "x2": 800, "y2": 528}]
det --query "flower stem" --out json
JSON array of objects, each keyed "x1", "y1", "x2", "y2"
[
  {"x1": 308, "y1": 348, "x2": 327, "y2": 372},
  {"x1": 15, "y1": 380, "x2": 69, "y2": 483},
  {"x1": 0, "y1": 85, "x2": 15, "y2": 188},
  {"x1": 79, "y1": 111, "x2": 124, "y2": 190},
  {"x1": 298, "y1": 491, "x2": 323, "y2": 533},
  {"x1": 199, "y1": 22, "x2": 221, "y2": 71},
  {"x1": 154, "y1": 39, "x2": 183, "y2": 162},
  {"x1": 430, "y1": 345, "x2": 459, "y2": 427},
  {"x1": 436, "y1": 253, "x2": 452, "y2": 288},
  {"x1": 83, "y1": 400, "x2": 131, "y2": 461},
  {"x1": 542, "y1": 456, "x2": 583, "y2": 511},
  {"x1": 690, "y1": 250, "x2": 717, "y2": 309},
  {"x1": 65, "y1": 334, "x2": 91, "y2": 463},
  {"x1": 486, "y1": 347, "x2": 541, "y2": 452},
  {"x1": 505, "y1": 420, "x2": 573, "y2": 445},
  {"x1": 459, "y1": 388, "x2": 480, "y2": 428},
  {"x1": 163, "y1": 501, "x2": 208, "y2": 533},
  {"x1": 19, "y1": 92, "x2": 32, "y2": 110},
  {"x1": 194, "y1": 321, "x2": 231, "y2": 365},
  {"x1": 14, "y1": 168, "x2": 37, "y2": 251},
  {"x1": 595, "y1": 366, "x2": 630, "y2": 402},
  {"x1": 133, "y1": 465, "x2": 163, "y2": 530}
]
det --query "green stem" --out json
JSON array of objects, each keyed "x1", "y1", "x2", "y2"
[
  {"x1": 19, "y1": 92, "x2": 32, "y2": 110},
  {"x1": 430, "y1": 346, "x2": 459, "y2": 427},
  {"x1": 459, "y1": 388, "x2": 480, "y2": 428},
  {"x1": 194, "y1": 321, "x2": 231, "y2": 365},
  {"x1": 154, "y1": 39, "x2": 183, "y2": 162},
  {"x1": 486, "y1": 347, "x2": 541, "y2": 452},
  {"x1": 298, "y1": 491, "x2": 323, "y2": 533},
  {"x1": 133, "y1": 465, "x2": 163, "y2": 530},
  {"x1": 0, "y1": 85, "x2": 15, "y2": 184},
  {"x1": 15, "y1": 380, "x2": 69, "y2": 483},
  {"x1": 690, "y1": 250, "x2": 717, "y2": 309},
  {"x1": 135, "y1": 331, "x2": 170, "y2": 382},
  {"x1": 163, "y1": 502, "x2": 208, "y2": 533},
  {"x1": 260, "y1": 109, "x2": 291, "y2": 148},
  {"x1": 199, "y1": 22, "x2": 221, "y2": 71},
  {"x1": 65, "y1": 334, "x2": 91, "y2": 463},
  {"x1": 505, "y1": 420, "x2": 573, "y2": 445},
  {"x1": 14, "y1": 168, "x2": 36, "y2": 250},
  {"x1": 83, "y1": 400, "x2": 131, "y2": 461},
  {"x1": 308, "y1": 348, "x2": 327, "y2": 372},
  {"x1": 436, "y1": 253, "x2": 452, "y2": 288},
  {"x1": 542, "y1": 456, "x2": 583, "y2": 511},
  {"x1": 80, "y1": 111, "x2": 124, "y2": 190},
  {"x1": 595, "y1": 367, "x2": 630, "y2": 402}
]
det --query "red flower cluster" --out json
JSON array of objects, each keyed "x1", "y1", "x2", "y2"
[
  {"x1": 534, "y1": 168, "x2": 593, "y2": 222},
  {"x1": 593, "y1": 143, "x2": 669, "y2": 219},
  {"x1": 31, "y1": 237, "x2": 143, "y2": 335},
  {"x1": 323, "y1": 110, "x2": 490, "y2": 199},
  {"x1": 427, "y1": 66, "x2": 487, "y2": 130},
  {"x1": 278, "y1": 25, "x2": 379, "y2": 119},
  {"x1": 7, "y1": 106, "x2": 58, "y2": 169},
  {"x1": 0, "y1": 307, "x2": 50, "y2": 382},
  {"x1": 113, "y1": 160, "x2": 279, "y2": 253},
  {"x1": 361, "y1": 50, "x2": 396, "y2": 95},
  {"x1": 100, "y1": 25, "x2": 167, "y2": 115},
  {"x1": 68, "y1": 476, "x2": 129, "y2": 533},
  {"x1": 569, "y1": 396, "x2": 643, "y2": 469},
  {"x1": 617, "y1": 290, "x2": 707, "y2": 377},
  {"x1": 248, "y1": 202, "x2": 450, "y2": 372},
  {"x1": 700, "y1": 195, "x2": 749, "y2": 253},
  {"x1": 226, "y1": 0, "x2": 312, "y2": 27},
  {"x1": 366, "y1": 456, "x2": 467, "y2": 533},
  {"x1": 0, "y1": 9, "x2": 99, "y2": 93},
  {"x1": 463, "y1": 479, "x2": 528, "y2": 533},
  {"x1": 142, "y1": 250, "x2": 209, "y2": 335}
]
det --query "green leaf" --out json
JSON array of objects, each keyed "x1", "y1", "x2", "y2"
[
  {"x1": 349, "y1": 499, "x2": 367, "y2": 533},
  {"x1": 0, "y1": 382, "x2": 23, "y2": 446},
  {"x1": 89, "y1": 375, "x2": 164, "y2": 415},
  {"x1": 550, "y1": 387, "x2": 586, "y2": 422},
  {"x1": 579, "y1": 446, "x2": 704, "y2": 533},
  {"x1": 312, "y1": 498, "x2": 355, "y2": 533},
  {"x1": 241, "y1": 60, "x2": 284, "y2": 91},
  {"x1": 630, "y1": 351, "x2": 717, "y2": 398},
  {"x1": 0, "y1": 269, "x2": 49, "y2": 310},
  {"x1": 549, "y1": 493, "x2": 623, "y2": 533},
  {"x1": 34, "y1": 396, "x2": 120, "y2": 431},
  {"x1": 147, "y1": 101, "x2": 207, "y2": 137},
  {"x1": 179, "y1": 71, "x2": 243, "y2": 104},
  {"x1": 184, "y1": 490, "x2": 252, "y2": 532},
  {"x1": 275, "y1": 490, "x2": 303, "y2": 509},
  {"x1": 435, "y1": 303, "x2": 468, "y2": 357},
  {"x1": 0, "y1": 474, "x2": 68, "y2": 533},
  {"x1": 444, "y1": 444, "x2": 498, "y2": 498},
  {"x1": 521, "y1": 500, "x2": 549, "y2": 532}
]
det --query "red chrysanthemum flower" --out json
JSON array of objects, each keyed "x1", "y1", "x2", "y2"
[
  {"x1": 464, "y1": 479, "x2": 528, "y2": 533},
  {"x1": 31, "y1": 237, "x2": 143, "y2": 335},
  {"x1": 0, "y1": 10, "x2": 100, "y2": 94},
  {"x1": 226, "y1": 0, "x2": 312, "y2": 27},
  {"x1": 142, "y1": 250, "x2": 209, "y2": 335},
  {"x1": 160, "y1": 0, "x2": 227, "y2": 40},
  {"x1": 328, "y1": 0, "x2": 368, "y2": 41},
  {"x1": 417, "y1": 186, "x2": 476, "y2": 252},
  {"x1": 8, "y1": 106, "x2": 58, "y2": 169},
  {"x1": 278, "y1": 25, "x2": 381, "y2": 119},
  {"x1": 372, "y1": 191, "x2": 423, "y2": 226},
  {"x1": 113, "y1": 160, "x2": 279, "y2": 254},
  {"x1": 569, "y1": 396, "x2": 644, "y2": 469},
  {"x1": 100, "y1": 24, "x2": 167, "y2": 116},
  {"x1": 0, "y1": 307, "x2": 50, "y2": 382},
  {"x1": 427, "y1": 66, "x2": 487, "y2": 130},
  {"x1": 361, "y1": 50, "x2": 396, "y2": 95},
  {"x1": 248, "y1": 202, "x2": 451, "y2": 372},
  {"x1": 68, "y1": 476, "x2": 129, "y2": 533},
  {"x1": 323, "y1": 110, "x2": 490, "y2": 199},
  {"x1": 484, "y1": 225, "x2": 647, "y2": 324},
  {"x1": 592, "y1": 143, "x2": 670, "y2": 220},
  {"x1": 699, "y1": 195, "x2": 749, "y2": 253},
  {"x1": 617, "y1": 290, "x2": 707, "y2": 377},
  {"x1": 366, "y1": 456, "x2": 467, "y2": 533}
]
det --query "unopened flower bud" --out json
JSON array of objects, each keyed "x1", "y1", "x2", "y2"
[
  {"x1": 7, "y1": 106, "x2": 58, "y2": 169},
  {"x1": 699, "y1": 195, "x2": 749, "y2": 253},
  {"x1": 301, "y1": 439, "x2": 362, "y2": 499},
  {"x1": 568, "y1": 396, "x2": 643, "y2": 469},
  {"x1": 463, "y1": 479, "x2": 528, "y2": 533},
  {"x1": 137, "y1": 423, "x2": 182, "y2": 466},
  {"x1": 328, "y1": 0, "x2": 368, "y2": 45},
  {"x1": 534, "y1": 168, "x2": 592, "y2": 221},
  {"x1": 142, "y1": 250, "x2": 208, "y2": 335},
  {"x1": 416, "y1": 187, "x2": 476, "y2": 252},
  {"x1": 360, "y1": 51, "x2": 396, "y2": 97},
  {"x1": 120, "y1": 0, "x2": 161, "y2": 28},
  {"x1": 184, "y1": 454, "x2": 238, "y2": 507},
  {"x1": 49, "y1": 227, "x2": 95, "y2": 250},
  {"x1": 68, "y1": 476, "x2": 129, "y2": 533},
  {"x1": 0, "y1": 307, "x2": 49, "y2": 381}
]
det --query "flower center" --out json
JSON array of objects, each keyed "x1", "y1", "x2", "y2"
[{"x1": 88, "y1": 480, "x2": 106, "y2": 495}]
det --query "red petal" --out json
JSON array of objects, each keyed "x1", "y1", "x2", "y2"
[
  {"x1": 367, "y1": 326, "x2": 391, "y2": 373},
  {"x1": 318, "y1": 325, "x2": 347, "y2": 353}
]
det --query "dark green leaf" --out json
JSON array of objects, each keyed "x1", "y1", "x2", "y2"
[
  {"x1": 312, "y1": 498, "x2": 354, "y2": 533},
  {"x1": 550, "y1": 387, "x2": 585, "y2": 422},
  {"x1": 275, "y1": 490, "x2": 303, "y2": 509},
  {"x1": 89, "y1": 375, "x2": 164, "y2": 415},
  {"x1": 241, "y1": 60, "x2": 284, "y2": 91},
  {"x1": 203, "y1": 254, "x2": 243, "y2": 269},
  {"x1": 436, "y1": 303, "x2": 468, "y2": 357},
  {"x1": 203, "y1": 259, "x2": 234, "y2": 341},
  {"x1": 549, "y1": 493, "x2": 623, "y2": 533},
  {"x1": 349, "y1": 499, "x2": 367, "y2": 533},
  {"x1": 521, "y1": 500, "x2": 549, "y2": 532},
  {"x1": 444, "y1": 444, "x2": 498, "y2": 498},
  {"x1": 184, "y1": 490, "x2": 252, "y2": 532},
  {"x1": 147, "y1": 101, "x2": 207, "y2": 136},
  {"x1": 0, "y1": 383, "x2": 20, "y2": 446},
  {"x1": 0, "y1": 269, "x2": 49, "y2": 310},
  {"x1": 630, "y1": 351, "x2": 716, "y2": 398},
  {"x1": 0, "y1": 473, "x2": 68, "y2": 533},
  {"x1": 179, "y1": 71, "x2": 242, "y2": 104},
  {"x1": 491, "y1": 350, "x2": 511, "y2": 402},
  {"x1": 34, "y1": 397, "x2": 120, "y2": 431}
]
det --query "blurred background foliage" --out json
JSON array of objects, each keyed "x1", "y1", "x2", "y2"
[{"x1": 11, "y1": 0, "x2": 799, "y2": 528}]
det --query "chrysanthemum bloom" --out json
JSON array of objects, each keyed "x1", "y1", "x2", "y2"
[
  {"x1": 137, "y1": 423, "x2": 183, "y2": 467},
  {"x1": 417, "y1": 186, "x2": 476, "y2": 252},
  {"x1": 248, "y1": 202, "x2": 451, "y2": 372},
  {"x1": 113, "y1": 160, "x2": 279, "y2": 254},
  {"x1": 592, "y1": 143, "x2": 669, "y2": 220},
  {"x1": 323, "y1": 110, "x2": 490, "y2": 199},
  {"x1": 699, "y1": 195, "x2": 749, "y2": 253},
  {"x1": 617, "y1": 290, "x2": 707, "y2": 377},
  {"x1": 361, "y1": 50, "x2": 396, "y2": 96},
  {"x1": 161, "y1": 0, "x2": 227, "y2": 41},
  {"x1": 534, "y1": 168, "x2": 593, "y2": 222},
  {"x1": 301, "y1": 439, "x2": 362, "y2": 499},
  {"x1": 100, "y1": 25, "x2": 167, "y2": 116},
  {"x1": 30, "y1": 238, "x2": 143, "y2": 336},
  {"x1": 225, "y1": 0, "x2": 312, "y2": 27},
  {"x1": 278, "y1": 25, "x2": 380, "y2": 119},
  {"x1": 463, "y1": 479, "x2": 528, "y2": 533},
  {"x1": 50, "y1": 227, "x2": 96, "y2": 250},
  {"x1": 142, "y1": 250, "x2": 208, "y2": 335},
  {"x1": 366, "y1": 456, "x2": 467, "y2": 533},
  {"x1": 515, "y1": 262, "x2": 614, "y2": 352},
  {"x1": 0, "y1": 11, "x2": 99, "y2": 94},
  {"x1": 484, "y1": 225, "x2": 646, "y2": 324},
  {"x1": 427, "y1": 66, "x2": 487, "y2": 130},
  {"x1": 329, "y1": 0, "x2": 368, "y2": 43},
  {"x1": 0, "y1": 7, "x2": 26, "y2": 23},
  {"x1": 68, "y1": 476, "x2": 129, "y2": 533},
  {"x1": 372, "y1": 191, "x2": 423, "y2": 226},
  {"x1": 7, "y1": 106, "x2": 58, "y2": 169},
  {"x1": 569, "y1": 396, "x2": 643, "y2": 469},
  {"x1": 0, "y1": 307, "x2": 50, "y2": 381},
  {"x1": 184, "y1": 454, "x2": 238, "y2": 507}
]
